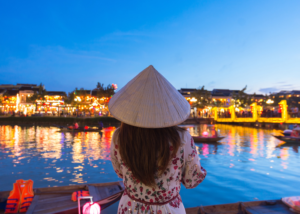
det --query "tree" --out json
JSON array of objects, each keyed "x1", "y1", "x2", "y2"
[
  {"x1": 28, "y1": 83, "x2": 47, "y2": 102},
  {"x1": 191, "y1": 86, "x2": 211, "y2": 108},
  {"x1": 0, "y1": 90, "x2": 8, "y2": 103},
  {"x1": 232, "y1": 86, "x2": 249, "y2": 107},
  {"x1": 65, "y1": 92, "x2": 76, "y2": 105},
  {"x1": 96, "y1": 82, "x2": 115, "y2": 98}
]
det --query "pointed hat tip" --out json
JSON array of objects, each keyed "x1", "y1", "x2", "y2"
[{"x1": 144, "y1": 65, "x2": 157, "y2": 73}]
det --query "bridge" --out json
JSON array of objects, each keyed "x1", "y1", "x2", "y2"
[{"x1": 212, "y1": 100, "x2": 300, "y2": 128}]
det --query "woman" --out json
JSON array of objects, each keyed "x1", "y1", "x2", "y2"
[{"x1": 109, "y1": 65, "x2": 207, "y2": 214}]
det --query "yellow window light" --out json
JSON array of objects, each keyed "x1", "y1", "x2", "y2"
[{"x1": 190, "y1": 97, "x2": 197, "y2": 102}]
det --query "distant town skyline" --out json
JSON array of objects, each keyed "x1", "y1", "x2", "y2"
[
  {"x1": 1, "y1": 82, "x2": 299, "y2": 96},
  {"x1": 1, "y1": 0, "x2": 300, "y2": 94}
]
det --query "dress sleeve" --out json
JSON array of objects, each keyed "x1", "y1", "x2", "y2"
[
  {"x1": 181, "y1": 131, "x2": 207, "y2": 189},
  {"x1": 110, "y1": 129, "x2": 123, "y2": 178}
]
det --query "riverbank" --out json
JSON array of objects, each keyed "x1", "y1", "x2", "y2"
[
  {"x1": 215, "y1": 121, "x2": 289, "y2": 130},
  {"x1": 0, "y1": 116, "x2": 120, "y2": 127},
  {"x1": 0, "y1": 116, "x2": 215, "y2": 127},
  {"x1": 0, "y1": 116, "x2": 294, "y2": 130}
]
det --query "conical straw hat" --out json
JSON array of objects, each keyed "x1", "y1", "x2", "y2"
[{"x1": 108, "y1": 65, "x2": 190, "y2": 128}]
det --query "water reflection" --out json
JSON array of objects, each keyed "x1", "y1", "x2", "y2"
[
  {"x1": 0, "y1": 125, "x2": 116, "y2": 190},
  {"x1": 0, "y1": 124, "x2": 300, "y2": 207},
  {"x1": 182, "y1": 124, "x2": 293, "y2": 158}
]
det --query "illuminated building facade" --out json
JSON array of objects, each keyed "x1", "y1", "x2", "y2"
[
  {"x1": 0, "y1": 83, "x2": 115, "y2": 116},
  {"x1": 178, "y1": 88, "x2": 267, "y2": 118},
  {"x1": 0, "y1": 84, "x2": 42, "y2": 115},
  {"x1": 18, "y1": 86, "x2": 39, "y2": 115},
  {"x1": 36, "y1": 91, "x2": 67, "y2": 115},
  {"x1": 90, "y1": 89, "x2": 111, "y2": 116},
  {"x1": 0, "y1": 89, "x2": 19, "y2": 114},
  {"x1": 67, "y1": 86, "x2": 115, "y2": 116},
  {"x1": 275, "y1": 90, "x2": 300, "y2": 107}
]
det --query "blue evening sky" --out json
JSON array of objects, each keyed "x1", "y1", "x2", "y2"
[{"x1": 0, "y1": 0, "x2": 300, "y2": 94}]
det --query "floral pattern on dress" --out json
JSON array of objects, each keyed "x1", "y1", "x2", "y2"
[
  {"x1": 169, "y1": 195, "x2": 182, "y2": 208},
  {"x1": 110, "y1": 128, "x2": 207, "y2": 214}
]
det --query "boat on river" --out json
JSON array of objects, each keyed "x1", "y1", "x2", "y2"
[
  {"x1": 192, "y1": 136, "x2": 225, "y2": 143},
  {"x1": 185, "y1": 199, "x2": 297, "y2": 214},
  {"x1": 0, "y1": 181, "x2": 124, "y2": 214},
  {"x1": 273, "y1": 125, "x2": 300, "y2": 143},
  {"x1": 0, "y1": 181, "x2": 298, "y2": 214},
  {"x1": 57, "y1": 127, "x2": 103, "y2": 132},
  {"x1": 192, "y1": 125, "x2": 225, "y2": 143},
  {"x1": 272, "y1": 135, "x2": 300, "y2": 143}
]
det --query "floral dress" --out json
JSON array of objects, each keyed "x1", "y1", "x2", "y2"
[{"x1": 110, "y1": 129, "x2": 207, "y2": 214}]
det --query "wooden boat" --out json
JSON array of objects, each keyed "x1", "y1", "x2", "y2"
[
  {"x1": 192, "y1": 136, "x2": 225, "y2": 143},
  {"x1": 272, "y1": 135, "x2": 300, "y2": 143},
  {"x1": 0, "y1": 181, "x2": 124, "y2": 214},
  {"x1": 185, "y1": 199, "x2": 296, "y2": 214},
  {"x1": 0, "y1": 183, "x2": 296, "y2": 214}
]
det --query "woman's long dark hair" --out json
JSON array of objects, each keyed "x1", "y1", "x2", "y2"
[{"x1": 117, "y1": 123, "x2": 183, "y2": 186}]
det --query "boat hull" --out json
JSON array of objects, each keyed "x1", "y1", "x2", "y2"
[
  {"x1": 186, "y1": 199, "x2": 295, "y2": 214},
  {"x1": 192, "y1": 136, "x2": 224, "y2": 143},
  {"x1": 273, "y1": 135, "x2": 300, "y2": 143},
  {"x1": 58, "y1": 128, "x2": 103, "y2": 132}
]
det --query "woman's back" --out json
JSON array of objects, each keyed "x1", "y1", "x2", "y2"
[
  {"x1": 108, "y1": 65, "x2": 207, "y2": 213},
  {"x1": 111, "y1": 128, "x2": 206, "y2": 213}
]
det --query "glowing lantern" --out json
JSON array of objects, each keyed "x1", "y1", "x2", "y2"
[
  {"x1": 190, "y1": 97, "x2": 197, "y2": 102},
  {"x1": 78, "y1": 196, "x2": 100, "y2": 214},
  {"x1": 202, "y1": 131, "x2": 209, "y2": 137},
  {"x1": 112, "y1": 83, "x2": 118, "y2": 90},
  {"x1": 82, "y1": 202, "x2": 100, "y2": 214}
]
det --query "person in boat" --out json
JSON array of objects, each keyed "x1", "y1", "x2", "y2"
[
  {"x1": 109, "y1": 65, "x2": 207, "y2": 214},
  {"x1": 210, "y1": 126, "x2": 217, "y2": 138},
  {"x1": 291, "y1": 126, "x2": 300, "y2": 137},
  {"x1": 98, "y1": 121, "x2": 103, "y2": 130},
  {"x1": 98, "y1": 121, "x2": 104, "y2": 137}
]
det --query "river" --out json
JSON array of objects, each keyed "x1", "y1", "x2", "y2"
[{"x1": 0, "y1": 124, "x2": 299, "y2": 208}]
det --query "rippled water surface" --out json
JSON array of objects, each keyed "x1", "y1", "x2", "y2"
[{"x1": 0, "y1": 124, "x2": 299, "y2": 208}]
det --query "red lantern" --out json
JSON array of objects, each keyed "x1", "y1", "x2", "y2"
[{"x1": 78, "y1": 196, "x2": 101, "y2": 214}]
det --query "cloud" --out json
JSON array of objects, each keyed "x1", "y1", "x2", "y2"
[
  {"x1": 207, "y1": 81, "x2": 215, "y2": 86},
  {"x1": 259, "y1": 87, "x2": 279, "y2": 94},
  {"x1": 259, "y1": 83, "x2": 298, "y2": 94},
  {"x1": 218, "y1": 63, "x2": 233, "y2": 73},
  {"x1": 204, "y1": 81, "x2": 215, "y2": 90}
]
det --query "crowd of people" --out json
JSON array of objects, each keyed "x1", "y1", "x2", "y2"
[
  {"x1": 235, "y1": 110, "x2": 253, "y2": 118},
  {"x1": 289, "y1": 107, "x2": 299, "y2": 118},
  {"x1": 193, "y1": 111, "x2": 211, "y2": 118},
  {"x1": 218, "y1": 110, "x2": 231, "y2": 118},
  {"x1": 260, "y1": 108, "x2": 281, "y2": 118}
]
